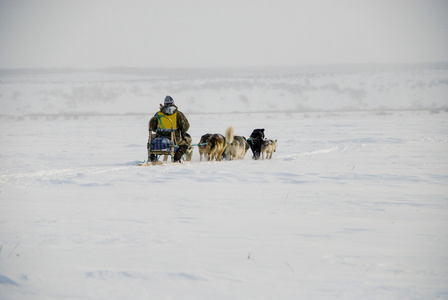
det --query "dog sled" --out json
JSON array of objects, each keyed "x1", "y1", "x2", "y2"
[{"x1": 138, "y1": 113, "x2": 192, "y2": 166}]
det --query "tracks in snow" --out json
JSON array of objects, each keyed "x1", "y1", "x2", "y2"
[{"x1": 0, "y1": 164, "x2": 136, "y2": 187}]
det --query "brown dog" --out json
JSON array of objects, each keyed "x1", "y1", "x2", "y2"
[
  {"x1": 198, "y1": 133, "x2": 212, "y2": 161},
  {"x1": 199, "y1": 133, "x2": 226, "y2": 161}
]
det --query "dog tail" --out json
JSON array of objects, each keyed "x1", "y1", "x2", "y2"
[{"x1": 225, "y1": 125, "x2": 234, "y2": 144}]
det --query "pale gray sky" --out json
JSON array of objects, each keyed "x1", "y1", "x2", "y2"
[{"x1": 1, "y1": 0, "x2": 447, "y2": 69}]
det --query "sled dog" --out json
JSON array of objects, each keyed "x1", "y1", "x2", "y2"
[
  {"x1": 223, "y1": 125, "x2": 249, "y2": 160},
  {"x1": 261, "y1": 139, "x2": 278, "y2": 159},
  {"x1": 247, "y1": 128, "x2": 265, "y2": 160},
  {"x1": 198, "y1": 133, "x2": 212, "y2": 161},
  {"x1": 201, "y1": 133, "x2": 226, "y2": 161}
]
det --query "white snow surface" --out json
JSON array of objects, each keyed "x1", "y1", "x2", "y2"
[{"x1": 1, "y1": 66, "x2": 448, "y2": 299}]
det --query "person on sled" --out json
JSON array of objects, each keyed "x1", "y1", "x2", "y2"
[{"x1": 149, "y1": 95, "x2": 192, "y2": 163}]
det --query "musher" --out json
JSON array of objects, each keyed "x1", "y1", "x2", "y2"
[{"x1": 149, "y1": 95, "x2": 192, "y2": 163}]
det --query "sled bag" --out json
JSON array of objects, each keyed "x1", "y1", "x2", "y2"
[{"x1": 150, "y1": 137, "x2": 172, "y2": 151}]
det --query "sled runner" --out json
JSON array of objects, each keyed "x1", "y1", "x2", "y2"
[{"x1": 139, "y1": 112, "x2": 191, "y2": 166}]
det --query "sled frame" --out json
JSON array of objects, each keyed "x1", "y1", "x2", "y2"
[{"x1": 147, "y1": 114, "x2": 178, "y2": 164}]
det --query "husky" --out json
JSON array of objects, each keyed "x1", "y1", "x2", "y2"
[
  {"x1": 261, "y1": 139, "x2": 278, "y2": 159},
  {"x1": 223, "y1": 125, "x2": 249, "y2": 160},
  {"x1": 247, "y1": 128, "x2": 265, "y2": 160},
  {"x1": 201, "y1": 133, "x2": 226, "y2": 161},
  {"x1": 198, "y1": 133, "x2": 212, "y2": 161}
]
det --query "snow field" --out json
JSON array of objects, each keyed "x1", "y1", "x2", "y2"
[{"x1": 1, "y1": 110, "x2": 447, "y2": 299}]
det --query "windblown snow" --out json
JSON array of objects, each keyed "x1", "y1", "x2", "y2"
[{"x1": 1, "y1": 65, "x2": 447, "y2": 299}]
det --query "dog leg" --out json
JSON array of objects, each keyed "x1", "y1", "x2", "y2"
[{"x1": 217, "y1": 151, "x2": 223, "y2": 161}]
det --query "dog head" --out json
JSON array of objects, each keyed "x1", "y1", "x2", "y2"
[
  {"x1": 249, "y1": 129, "x2": 265, "y2": 141},
  {"x1": 200, "y1": 133, "x2": 212, "y2": 144}
]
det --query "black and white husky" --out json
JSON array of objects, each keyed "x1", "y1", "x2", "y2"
[
  {"x1": 223, "y1": 126, "x2": 249, "y2": 160},
  {"x1": 247, "y1": 128, "x2": 265, "y2": 160}
]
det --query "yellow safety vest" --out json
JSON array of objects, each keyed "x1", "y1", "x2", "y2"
[{"x1": 157, "y1": 111, "x2": 177, "y2": 130}]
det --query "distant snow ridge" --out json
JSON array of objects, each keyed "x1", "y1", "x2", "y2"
[{"x1": 1, "y1": 66, "x2": 447, "y2": 116}]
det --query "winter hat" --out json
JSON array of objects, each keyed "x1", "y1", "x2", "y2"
[{"x1": 164, "y1": 95, "x2": 174, "y2": 105}]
